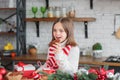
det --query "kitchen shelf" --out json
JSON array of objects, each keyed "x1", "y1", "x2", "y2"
[
  {"x1": 0, "y1": 8, "x2": 16, "y2": 10},
  {"x1": 25, "y1": 17, "x2": 95, "y2": 22},
  {"x1": 0, "y1": 8, "x2": 16, "y2": 30},
  {"x1": 25, "y1": 17, "x2": 96, "y2": 38},
  {"x1": 0, "y1": 8, "x2": 16, "y2": 36},
  {"x1": 0, "y1": 32, "x2": 16, "y2": 35}
]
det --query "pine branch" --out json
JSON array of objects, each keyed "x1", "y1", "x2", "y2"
[{"x1": 48, "y1": 70, "x2": 73, "y2": 80}]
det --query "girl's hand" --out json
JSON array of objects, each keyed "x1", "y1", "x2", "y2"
[
  {"x1": 34, "y1": 70, "x2": 39, "y2": 73},
  {"x1": 49, "y1": 39, "x2": 61, "y2": 54},
  {"x1": 52, "y1": 42, "x2": 62, "y2": 54},
  {"x1": 49, "y1": 39, "x2": 60, "y2": 47}
]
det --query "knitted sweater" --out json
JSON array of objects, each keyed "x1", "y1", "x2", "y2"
[{"x1": 37, "y1": 41, "x2": 80, "y2": 75}]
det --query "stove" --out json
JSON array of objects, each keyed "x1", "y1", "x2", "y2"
[{"x1": 105, "y1": 56, "x2": 120, "y2": 62}]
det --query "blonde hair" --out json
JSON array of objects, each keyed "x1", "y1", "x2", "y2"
[{"x1": 49, "y1": 17, "x2": 77, "y2": 47}]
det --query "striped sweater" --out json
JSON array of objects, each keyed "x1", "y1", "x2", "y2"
[
  {"x1": 37, "y1": 41, "x2": 80, "y2": 75},
  {"x1": 46, "y1": 45, "x2": 72, "y2": 69}
]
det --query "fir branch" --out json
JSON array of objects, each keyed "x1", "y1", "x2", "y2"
[
  {"x1": 48, "y1": 70, "x2": 73, "y2": 80},
  {"x1": 77, "y1": 73, "x2": 97, "y2": 80}
]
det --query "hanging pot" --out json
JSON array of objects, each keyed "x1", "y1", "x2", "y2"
[{"x1": 115, "y1": 27, "x2": 120, "y2": 39}]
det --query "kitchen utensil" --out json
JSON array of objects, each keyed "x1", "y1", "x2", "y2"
[{"x1": 115, "y1": 27, "x2": 120, "y2": 39}]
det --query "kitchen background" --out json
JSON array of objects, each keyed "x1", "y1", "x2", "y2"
[{"x1": 0, "y1": 0, "x2": 120, "y2": 57}]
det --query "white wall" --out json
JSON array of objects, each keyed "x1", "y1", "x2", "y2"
[
  {"x1": 1, "y1": 0, "x2": 120, "y2": 57},
  {"x1": 26, "y1": 0, "x2": 120, "y2": 57}
]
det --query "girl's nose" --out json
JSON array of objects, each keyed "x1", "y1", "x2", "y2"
[{"x1": 56, "y1": 31, "x2": 60, "y2": 35}]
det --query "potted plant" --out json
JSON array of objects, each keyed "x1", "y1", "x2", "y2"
[
  {"x1": 92, "y1": 42, "x2": 103, "y2": 58},
  {"x1": 28, "y1": 45, "x2": 37, "y2": 56}
]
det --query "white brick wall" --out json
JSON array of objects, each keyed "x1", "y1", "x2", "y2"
[{"x1": 1, "y1": 0, "x2": 120, "y2": 57}]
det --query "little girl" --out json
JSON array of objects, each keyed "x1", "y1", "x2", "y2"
[{"x1": 36, "y1": 17, "x2": 80, "y2": 75}]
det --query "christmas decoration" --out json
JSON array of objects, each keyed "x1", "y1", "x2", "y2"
[
  {"x1": 2, "y1": 66, "x2": 120, "y2": 80},
  {"x1": 0, "y1": 68, "x2": 6, "y2": 75},
  {"x1": 46, "y1": 67, "x2": 114, "y2": 80},
  {"x1": 14, "y1": 62, "x2": 35, "y2": 78},
  {"x1": 5, "y1": 72, "x2": 23, "y2": 80},
  {"x1": 47, "y1": 70, "x2": 74, "y2": 80},
  {"x1": 14, "y1": 62, "x2": 35, "y2": 71},
  {"x1": 0, "y1": 67, "x2": 7, "y2": 80}
]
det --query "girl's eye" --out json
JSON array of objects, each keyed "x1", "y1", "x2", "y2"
[
  {"x1": 59, "y1": 29, "x2": 64, "y2": 32},
  {"x1": 53, "y1": 29, "x2": 56, "y2": 32}
]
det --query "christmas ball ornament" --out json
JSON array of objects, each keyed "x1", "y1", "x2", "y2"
[
  {"x1": 0, "y1": 68, "x2": 6, "y2": 75},
  {"x1": 0, "y1": 74, "x2": 3, "y2": 80}
]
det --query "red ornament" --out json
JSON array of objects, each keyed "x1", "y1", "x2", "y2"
[
  {"x1": 10, "y1": 52, "x2": 16, "y2": 57},
  {"x1": 88, "y1": 68, "x2": 98, "y2": 74},
  {"x1": 74, "y1": 73, "x2": 77, "y2": 80},
  {"x1": 0, "y1": 74, "x2": 3, "y2": 80},
  {"x1": 0, "y1": 68, "x2": 6, "y2": 75},
  {"x1": 100, "y1": 68, "x2": 106, "y2": 76},
  {"x1": 17, "y1": 61, "x2": 26, "y2": 67}
]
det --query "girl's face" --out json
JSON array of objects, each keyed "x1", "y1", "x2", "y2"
[{"x1": 53, "y1": 22, "x2": 67, "y2": 43}]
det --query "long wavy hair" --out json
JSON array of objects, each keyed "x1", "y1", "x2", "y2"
[{"x1": 49, "y1": 17, "x2": 77, "y2": 47}]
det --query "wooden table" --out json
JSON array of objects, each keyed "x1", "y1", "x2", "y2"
[
  {"x1": 1, "y1": 54, "x2": 120, "y2": 70},
  {"x1": 79, "y1": 56, "x2": 120, "y2": 66},
  {"x1": 0, "y1": 54, "x2": 47, "y2": 70}
]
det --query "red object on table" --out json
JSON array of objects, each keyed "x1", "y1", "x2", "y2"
[
  {"x1": 10, "y1": 52, "x2": 16, "y2": 57},
  {"x1": 43, "y1": 68, "x2": 55, "y2": 74},
  {"x1": 0, "y1": 68, "x2": 6, "y2": 75},
  {"x1": 0, "y1": 74, "x2": 3, "y2": 80},
  {"x1": 15, "y1": 62, "x2": 36, "y2": 78},
  {"x1": 22, "y1": 70, "x2": 35, "y2": 77}
]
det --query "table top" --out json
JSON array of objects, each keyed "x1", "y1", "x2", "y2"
[
  {"x1": 79, "y1": 56, "x2": 120, "y2": 66},
  {"x1": 0, "y1": 54, "x2": 47, "y2": 62},
  {"x1": 1, "y1": 54, "x2": 120, "y2": 66}
]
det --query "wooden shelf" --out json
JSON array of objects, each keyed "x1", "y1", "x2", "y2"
[
  {"x1": 25, "y1": 17, "x2": 96, "y2": 38},
  {"x1": 0, "y1": 8, "x2": 16, "y2": 10},
  {"x1": 25, "y1": 17, "x2": 96, "y2": 22},
  {"x1": 0, "y1": 8, "x2": 16, "y2": 30},
  {"x1": 0, "y1": 32, "x2": 16, "y2": 35}
]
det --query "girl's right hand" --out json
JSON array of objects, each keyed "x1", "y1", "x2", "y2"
[
  {"x1": 50, "y1": 39, "x2": 61, "y2": 54},
  {"x1": 49, "y1": 39, "x2": 60, "y2": 47},
  {"x1": 52, "y1": 42, "x2": 61, "y2": 54},
  {"x1": 34, "y1": 70, "x2": 39, "y2": 73}
]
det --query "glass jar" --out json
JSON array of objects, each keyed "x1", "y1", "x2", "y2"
[
  {"x1": 86, "y1": 47, "x2": 92, "y2": 56},
  {"x1": 9, "y1": 0, "x2": 14, "y2": 8},
  {"x1": 68, "y1": 4, "x2": 76, "y2": 18},
  {"x1": 61, "y1": 7, "x2": 67, "y2": 17},
  {"x1": 55, "y1": 7, "x2": 61, "y2": 18},
  {"x1": 47, "y1": 7, "x2": 54, "y2": 18}
]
